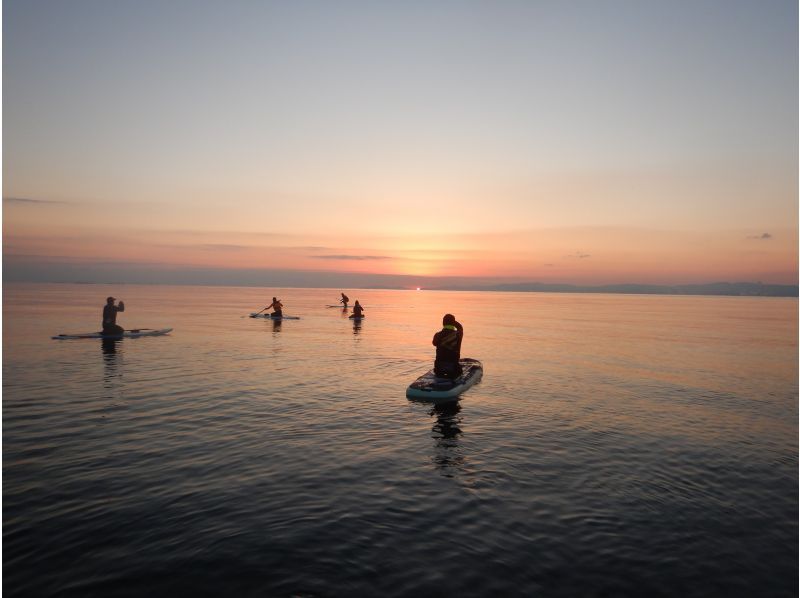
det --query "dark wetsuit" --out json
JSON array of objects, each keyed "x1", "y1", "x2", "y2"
[
  {"x1": 102, "y1": 303, "x2": 125, "y2": 335},
  {"x1": 432, "y1": 321, "x2": 463, "y2": 379},
  {"x1": 352, "y1": 303, "x2": 364, "y2": 317}
]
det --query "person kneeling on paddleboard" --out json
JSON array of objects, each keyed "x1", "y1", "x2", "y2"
[
  {"x1": 102, "y1": 296, "x2": 125, "y2": 335},
  {"x1": 350, "y1": 300, "x2": 364, "y2": 318},
  {"x1": 432, "y1": 314, "x2": 463, "y2": 379},
  {"x1": 267, "y1": 297, "x2": 283, "y2": 318}
]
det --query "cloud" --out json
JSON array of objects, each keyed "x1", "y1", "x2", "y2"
[
  {"x1": 3, "y1": 197, "x2": 68, "y2": 205},
  {"x1": 747, "y1": 232, "x2": 773, "y2": 240},
  {"x1": 193, "y1": 244, "x2": 249, "y2": 251},
  {"x1": 155, "y1": 243, "x2": 251, "y2": 251},
  {"x1": 311, "y1": 254, "x2": 393, "y2": 261}
]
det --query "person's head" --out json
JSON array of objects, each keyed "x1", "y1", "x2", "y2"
[
  {"x1": 442, "y1": 313, "x2": 456, "y2": 326},
  {"x1": 106, "y1": 296, "x2": 115, "y2": 304},
  {"x1": 272, "y1": 297, "x2": 277, "y2": 302}
]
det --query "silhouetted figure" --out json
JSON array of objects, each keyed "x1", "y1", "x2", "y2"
[
  {"x1": 432, "y1": 314, "x2": 463, "y2": 379},
  {"x1": 340, "y1": 293, "x2": 349, "y2": 308},
  {"x1": 102, "y1": 297, "x2": 125, "y2": 335},
  {"x1": 267, "y1": 297, "x2": 283, "y2": 318},
  {"x1": 349, "y1": 300, "x2": 364, "y2": 318}
]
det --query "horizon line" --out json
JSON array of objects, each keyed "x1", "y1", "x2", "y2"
[{"x1": 7, "y1": 279, "x2": 798, "y2": 298}]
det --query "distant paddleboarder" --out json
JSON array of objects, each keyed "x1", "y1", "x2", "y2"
[
  {"x1": 340, "y1": 292, "x2": 349, "y2": 308},
  {"x1": 102, "y1": 297, "x2": 125, "y2": 335},
  {"x1": 267, "y1": 297, "x2": 283, "y2": 318},
  {"x1": 350, "y1": 300, "x2": 364, "y2": 318},
  {"x1": 432, "y1": 314, "x2": 463, "y2": 379}
]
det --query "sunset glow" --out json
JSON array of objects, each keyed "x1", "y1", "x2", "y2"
[{"x1": 3, "y1": 1, "x2": 797, "y2": 288}]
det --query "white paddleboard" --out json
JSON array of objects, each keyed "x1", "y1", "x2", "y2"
[
  {"x1": 249, "y1": 313, "x2": 301, "y2": 320},
  {"x1": 52, "y1": 328, "x2": 173, "y2": 340},
  {"x1": 406, "y1": 358, "x2": 483, "y2": 401}
]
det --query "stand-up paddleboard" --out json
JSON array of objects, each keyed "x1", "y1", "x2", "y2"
[
  {"x1": 349, "y1": 315, "x2": 365, "y2": 320},
  {"x1": 406, "y1": 358, "x2": 483, "y2": 401},
  {"x1": 52, "y1": 328, "x2": 173, "y2": 340},
  {"x1": 326, "y1": 304, "x2": 347, "y2": 308},
  {"x1": 249, "y1": 313, "x2": 301, "y2": 320}
]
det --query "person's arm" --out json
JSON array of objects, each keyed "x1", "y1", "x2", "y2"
[
  {"x1": 432, "y1": 331, "x2": 440, "y2": 346},
  {"x1": 117, "y1": 301, "x2": 125, "y2": 313}
]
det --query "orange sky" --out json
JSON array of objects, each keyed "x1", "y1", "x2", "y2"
[
  {"x1": 3, "y1": 2, "x2": 797, "y2": 287},
  {"x1": 5, "y1": 199, "x2": 797, "y2": 285}
]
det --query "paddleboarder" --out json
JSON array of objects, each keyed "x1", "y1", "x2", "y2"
[
  {"x1": 340, "y1": 292, "x2": 349, "y2": 308},
  {"x1": 102, "y1": 297, "x2": 125, "y2": 335},
  {"x1": 432, "y1": 314, "x2": 463, "y2": 379},
  {"x1": 267, "y1": 297, "x2": 283, "y2": 318},
  {"x1": 350, "y1": 300, "x2": 364, "y2": 318}
]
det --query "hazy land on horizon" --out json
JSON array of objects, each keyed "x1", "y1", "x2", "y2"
[{"x1": 4, "y1": 271, "x2": 797, "y2": 297}]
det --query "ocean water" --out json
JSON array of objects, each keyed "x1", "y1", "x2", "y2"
[{"x1": 3, "y1": 283, "x2": 798, "y2": 597}]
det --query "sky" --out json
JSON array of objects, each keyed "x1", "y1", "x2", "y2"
[{"x1": 3, "y1": 0, "x2": 798, "y2": 287}]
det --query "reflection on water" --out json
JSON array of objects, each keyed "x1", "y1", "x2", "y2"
[
  {"x1": 101, "y1": 337, "x2": 118, "y2": 357},
  {"x1": 430, "y1": 401, "x2": 464, "y2": 477},
  {"x1": 101, "y1": 338, "x2": 123, "y2": 400},
  {"x1": 272, "y1": 318, "x2": 282, "y2": 333},
  {"x1": 352, "y1": 318, "x2": 362, "y2": 335}
]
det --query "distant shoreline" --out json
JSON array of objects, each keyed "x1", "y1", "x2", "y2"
[{"x1": 8, "y1": 279, "x2": 798, "y2": 298}]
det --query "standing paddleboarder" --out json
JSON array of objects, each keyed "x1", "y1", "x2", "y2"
[
  {"x1": 102, "y1": 297, "x2": 125, "y2": 335},
  {"x1": 340, "y1": 292, "x2": 349, "y2": 308},
  {"x1": 432, "y1": 314, "x2": 463, "y2": 379}
]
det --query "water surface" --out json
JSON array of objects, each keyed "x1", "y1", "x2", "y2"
[{"x1": 4, "y1": 283, "x2": 798, "y2": 597}]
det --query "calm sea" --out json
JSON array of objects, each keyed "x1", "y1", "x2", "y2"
[{"x1": 3, "y1": 283, "x2": 798, "y2": 597}]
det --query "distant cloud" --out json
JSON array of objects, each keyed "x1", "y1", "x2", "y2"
[
  {"x1": 566, "y1": 252, "x2": 591, "y2": 259},
  {"x1": 747, "y1": 232, "x2": 773, "y2": 240},
  {"x1": 311, "y1": 254, "x2": 393, "y2": 261},
  {"x1": 195, "y1": 244, "x2": 248, "y2": 251},
  {"x1": 3, "y1": 197, "x2": 67, "y2": 205},
  {"x1": 154, "y1": 243, "x2": 251, "y2": 251}
]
